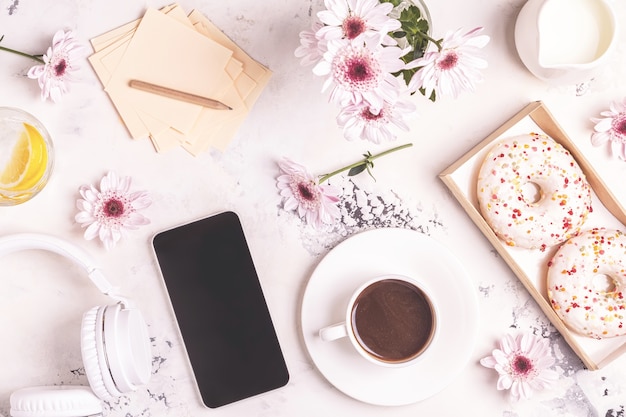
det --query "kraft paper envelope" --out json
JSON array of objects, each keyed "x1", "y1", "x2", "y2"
[
  {"x1": 89, "y1": 6, "x2": 181, "y2": 137},
  {"x1": 155, "y1": 56, "x2": 248, "y2": 154},
  {"x1": 186, "y1": 10, "x2": 272, "y2": 152},
  {"x1": 150, "y1": 71, "x2": 248, "y2": 154},
  {"x1": 90, "y1": 31, "x2": 134, "y2": 86},
  {"x1": 89, "y1": 6, "x2": 243, "y2": 143},
  {"x1": 89, "y1": 4, "x2": 272, "y2": 154},
  {"x1": 97, "y1": 8, "x2": 242, "y2": 143},
  {"x1": 91, "y1": 22, "x2": 139, "y2": 52},
  {"x1": 188, "y1": 10, "x2": 273, "y2": 101},
  {"x1": 105, "y1": 8, "x2": 234, "y2": 135},
  {"x1": 182, "y1": 86, "x2": 247, "y2": 154},
  {"x1": 90, "y1": 3, "x2": 178, "y2": 51}
]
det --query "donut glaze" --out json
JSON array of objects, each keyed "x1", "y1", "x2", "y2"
[
  {"x1": 477, "y1": 133, "x2": 592, "y2": 251},
  {"x1": 548, "y1": 228, "x2": 626, "y2": 339}
]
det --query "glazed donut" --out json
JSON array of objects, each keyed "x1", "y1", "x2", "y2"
[
  {"x1": 548, "y1": 228, "x2": 626, "y2": 339},
  {"x1": 476, "y1": 133, "x2": 592, "y2": 251}
]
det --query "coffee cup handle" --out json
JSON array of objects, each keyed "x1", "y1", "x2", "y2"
[{"x1": 319, "y1": 322, "x2": 348, "y2": 341}]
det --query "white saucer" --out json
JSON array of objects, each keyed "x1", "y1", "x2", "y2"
[{"x1": 301, "y1": 228, "x2": 479, "y2": 406}]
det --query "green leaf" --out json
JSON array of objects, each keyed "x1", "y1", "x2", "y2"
[
  {"x1": 416, "y1": 19, "x2": 429, "y2": 33},
  {"x1": 418, "y1": 87, "x2": 436, "y2": 101},
  {"x1": 387, "y1": 2, "x2": 431, "y2": 92},
  {"x1": 348, "y1": 164, "x2": 367, "y2": 176},
  {"x1": 399, "y1": 7, "x2": 422, "y2": 33},
  {"x1": 401, "y1": 69, "x2": 413, "y2": 85}
]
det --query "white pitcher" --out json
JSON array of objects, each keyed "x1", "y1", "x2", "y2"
[{"x1": 514, "y1": 0, "x2": 618, "y2": 85}]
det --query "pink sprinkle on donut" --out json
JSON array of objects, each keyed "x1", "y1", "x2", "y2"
[
  {"x1": 548, "y1": 228, "x2": 626, "y2": 339},
  {"x1": 476, "y1": 133, "x2": 592, "y2": 250}
]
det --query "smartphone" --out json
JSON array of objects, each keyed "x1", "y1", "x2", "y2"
[{"x1": 152, "y1": 211, "x2": 289, "y2": 408}]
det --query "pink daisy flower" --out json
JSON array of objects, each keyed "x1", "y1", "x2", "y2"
[
  {"x1": 75, "y1": 172, "x2": 151, "y2": 250},
  {"x1": 336, "y1": 94, "x2": 415, "y2": 143},
  {"x1": 295, "y1": 21, "x2": 327, "y2": 67},
  {"x1": 313, "y1": 37, "x2": 408, "y2": 110},
  {"x1": 407, "y1": 27, "x2": 489, "y2": 99},
  {"x1": 480, "y1": 332, "x2": 558, "y2": 402},
  {"x1": 27, "y1": 30, "x2": 84, "y2": 103},
  {"x1": 591, "y1": 98, "x2": 626, "y2": 160},
  {"x1": 316, "y1": 0, "x2": 400, "y2": 44},
  {"x1": 276, "y1": 158, "x2": 341, "y2": 229}
]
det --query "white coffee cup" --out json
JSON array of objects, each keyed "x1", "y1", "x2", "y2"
[{"x1": 319, "y1": 274, "x2": 438, "y2": 368}]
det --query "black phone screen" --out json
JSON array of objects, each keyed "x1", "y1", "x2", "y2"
[{"x1": 152, "y1": 211, "x2": 289, "y2": 408}]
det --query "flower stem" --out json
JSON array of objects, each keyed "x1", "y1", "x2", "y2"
[
  {"x1": 318, "y1": 143, "x2": 413, "y2": 184},
  {"x1": 0, "y1": 36, "x2": 45, "y2": 64},
  {"x1": 415, "y1": 31, "x2": 442, "y2": 51}
]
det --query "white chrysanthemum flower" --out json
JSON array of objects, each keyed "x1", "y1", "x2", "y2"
[
  {"x1": 313, "y1": 37, "x2": 408, "y2": 110},
  {"x1": 75, "y1": 172, "x2": 151, "y2": 251},
  {"x1": 27, "y1": 30, "x2": 84, "y2": 103},
  {"x1": 295, "y1": 21, "x2": 327, "y2": 67},
  {"x1": 407, "y1": 27, "x2": 489, "y2": 99},
  {"x1": 591, "y1": 98, "x2": 626, "y2": 160},
  {"x1": 276, "y1": 158, "x2": 341, "y2": 229},
  {"x1": 337, "y1": 94, "x2": 415, "y2": 143},
  {"x1": 316, "y1": 0, "x2": 400, "y2": 45},
  {"x1": 480, "y1": 332, "x2": 559, "y2": 402}
]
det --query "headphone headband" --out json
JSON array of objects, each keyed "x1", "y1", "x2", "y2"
[{"x1": 0, "y1": 233, "x2": 129, "y2": 305}]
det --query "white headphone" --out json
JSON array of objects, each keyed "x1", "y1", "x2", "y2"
[{"x1": 0, "y1": 234, "x2": 151, "y2": 417}]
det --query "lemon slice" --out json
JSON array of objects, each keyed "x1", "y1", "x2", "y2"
[{"x1": 0, "y1": 122, "x2": 48, "y2": 191}]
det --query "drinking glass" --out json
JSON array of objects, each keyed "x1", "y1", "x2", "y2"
[{"x1": 0, "y1": 107, "x2": 54, "y2": 206}]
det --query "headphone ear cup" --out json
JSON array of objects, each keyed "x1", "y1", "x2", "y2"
[
  {"x1": 101, "y1": 304, "x2": 152, "y2": 393},
  {"x1": 80, "y1": 306, "x2": 121, "y2": 400},
  {"x1": 104, "y1": 304, "x2": 152, "y2": 392},
  {"x1": 10, "y1": 386, "x2": 102, "y2": 417}
]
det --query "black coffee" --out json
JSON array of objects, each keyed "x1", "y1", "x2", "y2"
[{"x1": 351, "y1": 279, "x2": 435, "y2": 363}]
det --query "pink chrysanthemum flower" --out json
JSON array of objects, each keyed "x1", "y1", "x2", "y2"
[
  {"x1": 316, "y1": 0, "x2": 400, "y2": 45},
  {"x1": 75, "y1": 172, "x2": 151, "y2": 251},
  {"x1": 337, "y1": 94, "x2": 415, "y2": 143},
  {"x1": 407, "y1": 27, "x2": 489, "y2": 99},
  {"x1": 591, "y1": 98, "x2": 626, "y2": 160},
  {"x1": 295, "y1": 21, "x2": 327, "y2": 67},
  {"x1": 480, "y1": 332, "x2": 558, "y2": 402},
  {"x1": 27, "y1": 30, "x2": 83, "y2": 102},
  {"x1": 313, "y1": 37, "x2": 408, "y2": 110},
  {"x1": 276, "y1": 158, "x2": 341, "y2": 229}
]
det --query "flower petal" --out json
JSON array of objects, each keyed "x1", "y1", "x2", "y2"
[
  {"x1": 74, "y1": 171, "x2": 151, "y2": 250},
  {"x1": 482, "y1": 332, "x2": 557, "y2": 400},
  {"x1": 591, "y1": 131, "x2": 610, "y2": 147},
  {"x1": 497, "y1": 373, "x2": 512, "y2": 390},
  {"x1": 83, "y1": 222, "x2": 100, "y2": 240},
  {"x1": 275, "y1": 158, "x2": 340, "y2": 228},
  {"x1": 594, "y1": 118, "x2": 614, "y2": 132},
  {"x1": 479, "y1": 355, "x2": 497, "y2": 368},
  {"x1": 407, "y1": 26, "x2": 489, "y2": 98},
  {"x1": 27, "y1": 30, "x2": 82, "y2": 102}
]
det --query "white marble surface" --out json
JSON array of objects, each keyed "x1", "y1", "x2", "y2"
[{"x1": 1, "y1": 0, "x2": 626, "y2": 416}]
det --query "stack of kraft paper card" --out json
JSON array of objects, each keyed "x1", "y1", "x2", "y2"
[{"x1": 89, "y1": 3, "x2": 272, "y2": 155}]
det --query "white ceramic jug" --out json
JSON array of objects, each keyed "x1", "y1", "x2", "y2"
[{"x1": 514, "y1": 0, "x2": 618, "y2": 85}]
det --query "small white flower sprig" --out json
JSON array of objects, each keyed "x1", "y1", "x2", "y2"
[
  {"x1": 277, "y1": 143, "x2": 412, "y2": 229},
  {"x1": 295, "y1": 0, "x2": 489, "y2": 144},
  {"x1": 591, "y1": 98, "x2": 626, "y2": 160},
  {"x1": 0, "y1": 30, "x2": 83, "y2": 102},
  {"x1": 480, "y1": 332, "x2": 559, "y2": 402},
  {"x1": 75, "y1": 172, "x2": 152, "y2": 251}
]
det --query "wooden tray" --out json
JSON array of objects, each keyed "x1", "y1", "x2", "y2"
[{"x1": 440, "y1": 101, "x2": 626, "y2": 370}]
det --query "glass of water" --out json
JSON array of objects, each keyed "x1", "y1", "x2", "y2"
[{"x1": 0, "y1": 107, "x2": 54, "y2": 206}]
